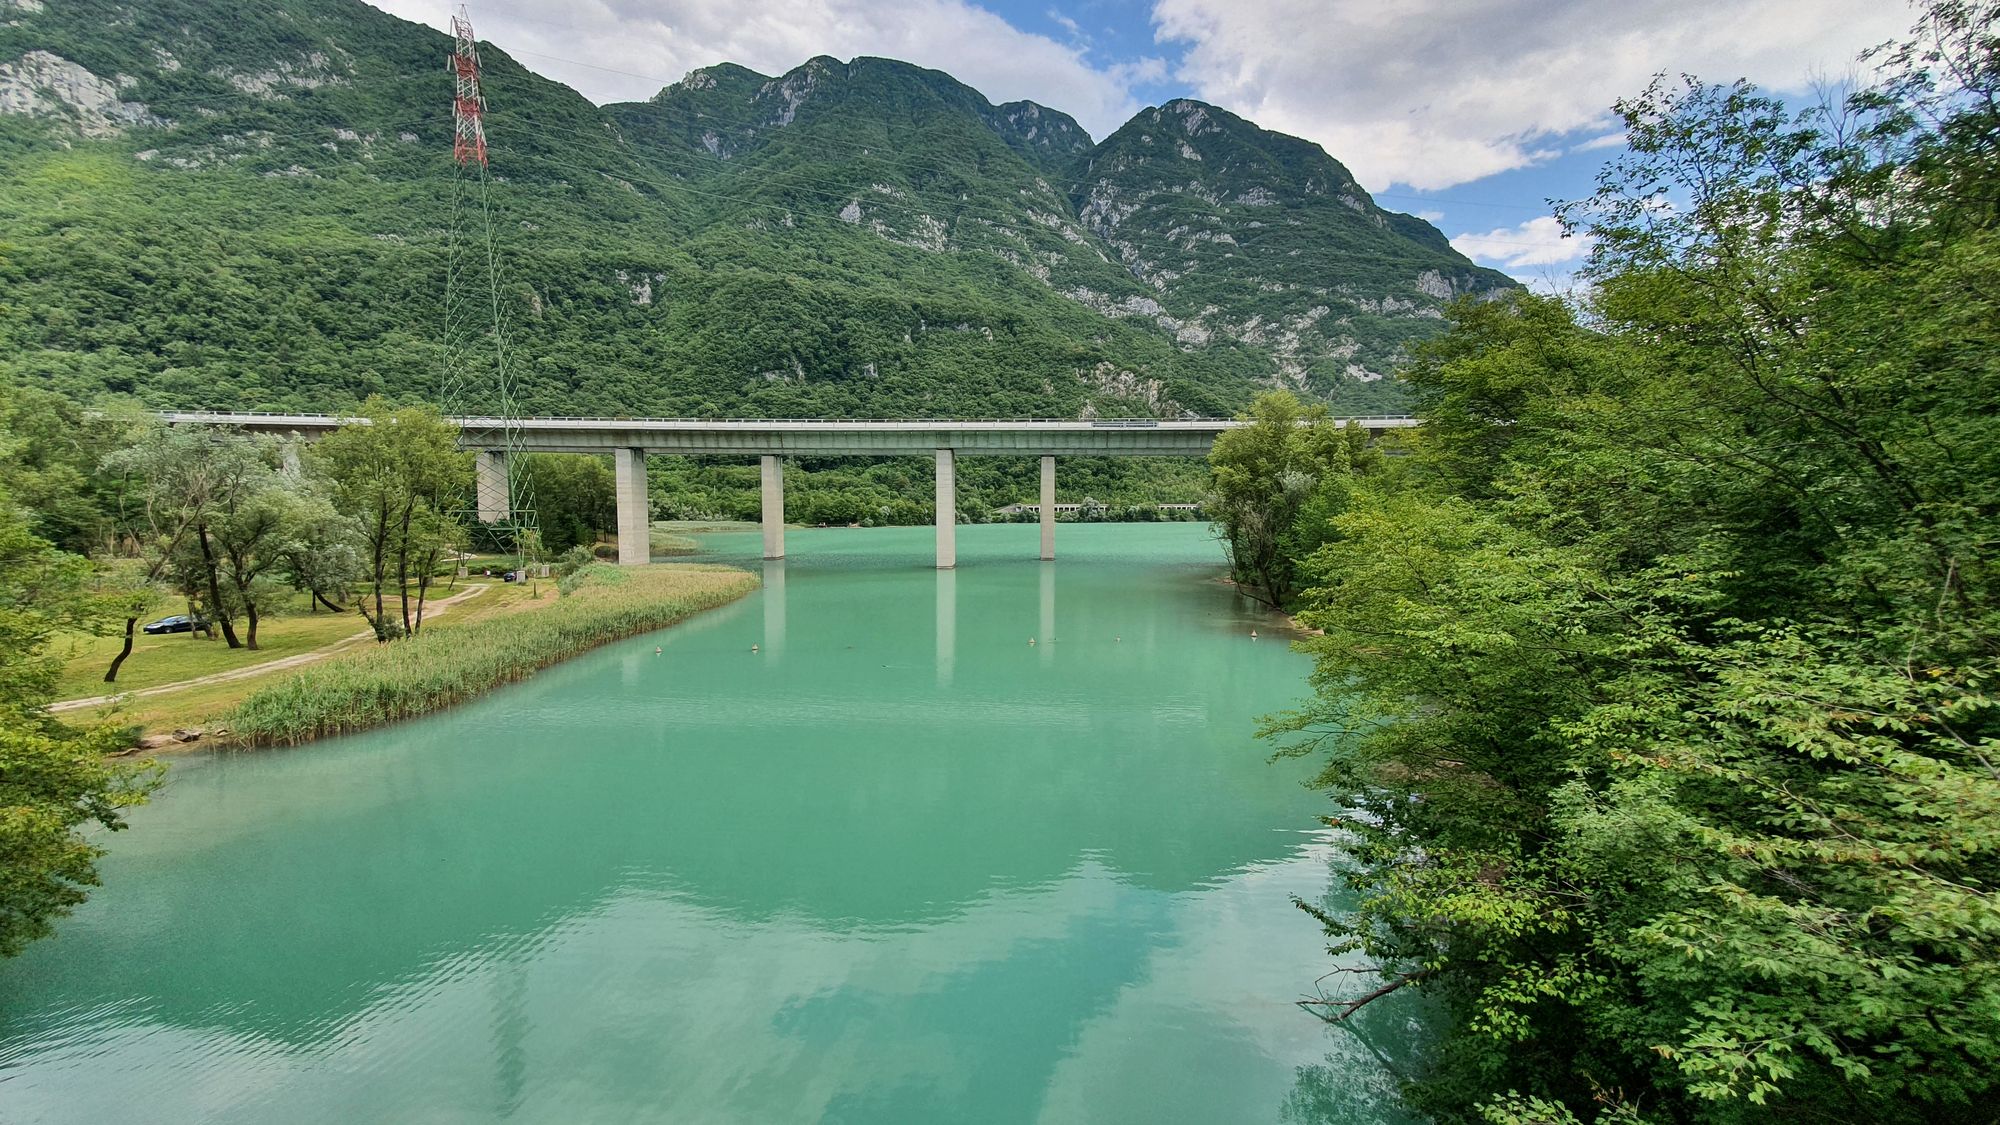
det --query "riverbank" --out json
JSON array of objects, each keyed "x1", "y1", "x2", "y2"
[
  {"x1": 56, "y1": 584, "x2": 496, "y2": 717},
  {"x1": 226, "y1": 563, "x2": 757, "y2": 746},
  {"x1": 61, "y1": 580, "x2": 566, "y2": 741}
]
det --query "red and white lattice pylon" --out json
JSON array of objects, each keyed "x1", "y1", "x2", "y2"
[{"x1": 450, "y1": 7, "x2": 487, "y2": 167}]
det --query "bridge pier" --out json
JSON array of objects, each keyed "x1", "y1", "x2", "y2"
[
  {"x1": 1039, "y1": 455, "x2": 1055, "y2": 560},
  {"x1": 475, "y1": 450, "x2": 510, "y2": 523},
  {"x1": 761, "y1": 455, "x2": 785, "y2": 560},
  {"x1": 935, "y1": 448, "x2": 956, "y2": 569},
  {"x1": 165, "y1": 412, "x2": 1413, "y2": 569},
  {"x1": 614, "y1": 447, "x2": 649, "y2": 566}
]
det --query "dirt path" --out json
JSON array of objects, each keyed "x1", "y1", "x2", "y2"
[{"x1": 52, "y1": 584, "x2": 494, "y2": 714}]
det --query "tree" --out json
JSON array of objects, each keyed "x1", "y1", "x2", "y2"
[
  {"x1": 280, "y1": 486, "x2": 364, "y2": 614},
  {"x1": 522, "y1": 453, "x2": 614, "y2": 554},
  {"x1": 0, "y1": 485, "x2": 158, "y2": 958},
  {"x1": 1205, "y1": 390, "x2": 1370, "y2": 606},
  {"x1": 1262, "y1": 4, "x2": 2000, "y2": 1119},
  {"x1": 0, "y1": 383, "x2": 136, "y2": 556},
  {"x1": 207, "y1": 465, "x2": 305, "y2": 650},
  {"x1": 310, "y1": 400, "x2": 470, "y2": 640},
  {"x1": 91, "y1": 420, "x2": 201, "y2": 683},
  {"x1": 103, "y1": 425, "x2": 279, "y2": 651}
]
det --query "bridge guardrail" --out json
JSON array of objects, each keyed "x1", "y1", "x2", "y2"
[{"x1": 158, "y1": 412, "x2": 1419, "y2": 426}]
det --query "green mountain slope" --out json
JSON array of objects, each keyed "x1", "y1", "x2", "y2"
[{"x1": 0, "y1": 0, "x2": 1511, "y2": 418}]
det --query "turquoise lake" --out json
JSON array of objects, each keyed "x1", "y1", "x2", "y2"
[{"x1": 0, "y1": 522, "x2": 1422, "y2": 1123}]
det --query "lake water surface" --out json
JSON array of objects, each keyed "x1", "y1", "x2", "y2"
[{"x1": 0, "y1": 523, "x2": 1421, "y2": 1123}]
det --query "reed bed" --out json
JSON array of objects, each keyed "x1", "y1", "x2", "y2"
[{"x1": 232, "y1": 564, "x2": 757, "y2": 745}]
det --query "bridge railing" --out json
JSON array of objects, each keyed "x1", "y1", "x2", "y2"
[{"x1": 159, "y1": 411, "x2": 1419, "y2": 426}]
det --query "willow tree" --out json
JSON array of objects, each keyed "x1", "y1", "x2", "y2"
[{"x1": 102, "y1": 425, "x2": 282, "y2": 652}]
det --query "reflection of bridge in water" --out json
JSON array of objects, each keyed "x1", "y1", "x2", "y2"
[
  {"x1": 161, "y1": 413, "x2": 1418, "y2": 567},
  {"x1": 7, "y1": 529, "x2": 1336, "y2": 1087},
  {"x1": 760, "y1": 549, "x2": 1052, "y2": 689}
]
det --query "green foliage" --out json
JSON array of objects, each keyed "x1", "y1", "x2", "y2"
[
  {"x1": 0, "y1": 383, "x2": 141, "y2": 555},
  {"x1": 522, "y1": 453, "x2": 614, "y2": 554},
  {"x1": 101, "y1": 423, "x2": 290, "y2": 648},
  {"x1": 1206, "y1": 390, "x2": 1377, "y2": 606},
  {"x1": 648, "y1": 453, "x2": 1211, "y2": 526},
  {"x1": 552, "y1": 543, "x2": 597, "y2": 590},
  {"x1": 232, "y1": 563, "x2": 756, "y2": 744},
  {"x1": 0, "y1": 485, "x2": 158, "y2": 958},
  {"x1": 1261, "y1": 5, "x2": 2000, "y2": 1120},
  {"x1": 309, "y1": 398, "x2": 468, "y2": 639}
]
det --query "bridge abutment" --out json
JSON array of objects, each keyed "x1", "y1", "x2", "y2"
[{"x1": 614, "y1": 448, "x2": 649, "y2": 566}]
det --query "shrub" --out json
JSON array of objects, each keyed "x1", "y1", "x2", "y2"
[{"x1": 231, "y1": 564, "x2": 756, "y2": 745}]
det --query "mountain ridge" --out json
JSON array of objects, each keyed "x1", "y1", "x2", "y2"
[{"x1": 0, "y1": 0, "x2": 1512, "y2": 418}]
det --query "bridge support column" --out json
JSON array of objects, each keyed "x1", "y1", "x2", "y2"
[
  {"x1": 761, "y1": 455, "x2": 785, "y2": 560},
  {"x1": 935, "y1": 448, "x2": 956, "y2": 569},
  {"x1": 475, "y1": 450, "x2": 509, "y2": 523},
  {"x1": 614, "y1": 447, "x2": 649, "y2": 566},
  {"x1": 1039, "y1": 455, "x2": 1056, "y2": 560}
]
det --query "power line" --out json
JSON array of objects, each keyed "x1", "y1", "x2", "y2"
[{"x1": 439, "y1": 6, "x2": 539, "y2": 573}]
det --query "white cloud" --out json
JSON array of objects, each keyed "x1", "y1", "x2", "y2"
[
  {"x1": 1414, "y1": 209, "x2": 1445, "y2": 221},
  {"x1": 1451, "y1": 215, "x2": 1591, "y2": 270},
  {"x1": 1108, "y1": 55, "x2": 1169, "y2": 86},
  {"x1": 365, "y1": 0, "x2": 1145, "y2": 138},
  {"x1": 1151, "y1": 0, "x2": 1911, "y2": 190},
  {"x1": 1571, "y1": 130, "x2": 1628, "y2": 153}
]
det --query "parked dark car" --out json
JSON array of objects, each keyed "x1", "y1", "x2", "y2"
[{"x1": 142, "y1": 614, "x2": 203, "y2": 635}]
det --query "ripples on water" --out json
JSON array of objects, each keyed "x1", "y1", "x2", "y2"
[{"x1": 0, "y1": 524, "x2": 1424, "y2": 1123}]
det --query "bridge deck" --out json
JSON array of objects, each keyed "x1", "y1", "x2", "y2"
[
  {"x1": 159, "y1": 411, "x2": 1418, "y2": 567},
  {"x1": 159, "y1": 412, "x2": 1416, "y2": 456}
]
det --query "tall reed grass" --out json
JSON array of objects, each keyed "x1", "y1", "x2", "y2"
[{"x1": 232, "y1": 564, "x2": 756, "y2": 745}]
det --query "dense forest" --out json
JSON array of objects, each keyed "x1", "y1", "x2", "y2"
[
  {"x1": 0, "y1": 0, "x2": 1506, "y2": 429},
  {"x1": 1215, "y1": 4, "x2": 2000, "y2": 1121}
]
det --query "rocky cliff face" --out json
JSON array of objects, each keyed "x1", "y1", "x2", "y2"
[
  {"x1": 1074, "y1": 99, "x2": 1506, "y2": 387},
  {"x1": 0, "y1": 0, "x2": 1510, "y2": 417}
]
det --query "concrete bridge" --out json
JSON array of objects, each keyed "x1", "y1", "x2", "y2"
[{"x1": 160, "y1": 413, "x2": 1417, "y2": 568}]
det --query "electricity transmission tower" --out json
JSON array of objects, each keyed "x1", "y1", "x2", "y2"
[{"x1": 440, "y1": 6, "x2": 540, "y2": 570}]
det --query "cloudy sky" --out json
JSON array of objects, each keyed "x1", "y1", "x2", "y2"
[{"x1": 367, "y1": 0, "x2": 1913, "y2": 287}]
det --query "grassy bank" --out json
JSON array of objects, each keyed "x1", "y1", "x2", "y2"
[
  {"x1": 231, "y1": 563, "x2": 756, "y2": 746},
  {"x1": 54, "y1": 587, "x2": 398, "y2": 699}
]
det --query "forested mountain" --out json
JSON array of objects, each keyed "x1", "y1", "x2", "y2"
[{"x1": 0, "y1": 0, "x2": 1511, "y2": 418}]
